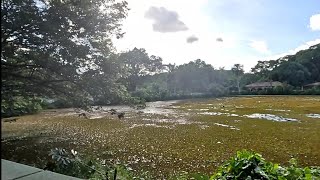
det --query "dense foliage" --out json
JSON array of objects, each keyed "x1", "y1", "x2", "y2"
[
  {"x1": 47, "y1": 148, "x2": 134, "y2": 179},
  {"x1": 187, "y1": 150, "x2": 320, "y2": 180},
  {"x1": 249, "y1": 44, "x2": 320, "y2": 87},
  {"x1": 133, "y1": 59, "x2": 234, "y2": 101},
  {"x1": 1, "y1": 96, "x2": 45, "y2": 117},
  {"x1": 208, "y1": 150, "x2": 320, "y2": 180},
  {"x1": 48, "y1": 149, "x2": 320, "y2": 179},
  {"x1": 1, "y1": 0, "x2": 130, "y2": 116}
]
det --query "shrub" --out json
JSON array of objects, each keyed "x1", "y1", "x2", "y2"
[
  {"x1": 47, "y1": 148, "x2": 133, "y2": 180},
  {"x1": 46, "y1": 149, "x2": 320, "y2": 179},
  {"x1": 1, "y1": 96, "x2": 45, "y2": 118},
  {"x1": 192, "y1": 150, "x2": 320, "y2": 180}
]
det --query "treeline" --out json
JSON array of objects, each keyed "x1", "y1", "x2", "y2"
[
  {"x1": 1, "y1": 0, "x2": 319, "y2": 118},
  {"x1": 244, "y1": 44, "x2": 320, "y2": 88},
  {"x1": 133, "y1": 59, "x2": 234, "y2": 101},
  {"x1": 133, "y1": 44, "x2": 320, "y2": 101}
]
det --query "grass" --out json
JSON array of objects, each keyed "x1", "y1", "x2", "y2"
[{"x1": 1, "y1": 96, "x2": 320, "y2": 179}]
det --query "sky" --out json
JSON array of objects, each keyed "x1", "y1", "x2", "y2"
[{"x1": 113, "y1": 0, "x2": 320, "y2": 72}]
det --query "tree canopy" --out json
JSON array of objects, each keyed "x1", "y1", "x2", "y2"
[{"x1": 1, "y1": 0, "x2": 129, "y2": 114}]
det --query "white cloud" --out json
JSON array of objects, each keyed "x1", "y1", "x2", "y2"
[
  {"x1": 113, "y1": 1, "x2": 320, "y2": 73},
  {"x1": 310, "y1": 14, "x2": 320, "y2": 31},
  {"x1": 249, "y1": 40, "x2": 270, "y2": 54},
  {"x1": 112, "y1": 0, "x2": 265, "y2": 72},
  {"x1": 144, "y1": 6, "x2": 188, "y2": 33}
]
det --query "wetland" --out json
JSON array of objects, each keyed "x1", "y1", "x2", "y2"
[{"x1": 2, "y1": 96, "x2": 320, "y2": 178}]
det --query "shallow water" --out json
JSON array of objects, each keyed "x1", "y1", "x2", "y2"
[
  {"x1": 198, "y1": 112, "x2": 239, "y2": 117},
  {"x1": 213, "y1": 123, "x2": 240, "y2": 130},
  {"x1": 265, "y1": 109, "x2": 291, "y2": 112},
  {"x1": 306, "y1": 114, "x2": 320, "y2": 118},
  {"x1": 244, "y1": 113, "x2": 298, "y2": 122}
]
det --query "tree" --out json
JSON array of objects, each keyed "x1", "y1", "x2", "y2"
[
  {"x1": 164, "y1": 63, "x2": 176, "y2": 73},
  {"x1": 231, "y1": 64, "x2": 244, "y2": 94},
  {"x1": 271, "y1": 62, "x2": 311, "y2": 88},
  {"x1": 250, "y1": 43, "x2": 320, "y2": 88},
  {"x1": 118, "y1": 48, "x2": 163, "y2": 91},
  {"x1": 1, "y1": 0, "x2": 129, "y2": 113}
]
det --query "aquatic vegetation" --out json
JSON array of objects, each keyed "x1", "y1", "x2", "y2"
[{"x1": 2, "y1": 96, "x2": 320, "y2": 178}]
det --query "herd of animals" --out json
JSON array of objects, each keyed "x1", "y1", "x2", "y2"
[
  {"x1": 78, "y1": 107, "x2": 143, "y2": 119},
  {"x1": 2, "y1": 107, "x2": 141, "y2": 123}
]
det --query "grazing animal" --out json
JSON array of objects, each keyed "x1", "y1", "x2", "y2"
[
  {"x1": 136, "y1": 104, "x2": 146, "y2": 110},
  {"x1": 110, "y1": 109, "x2": 117, "y2": 115},
  {"x1": 3, "y1": 118, "x2": 17, "y2": 123},
  {"x1": 117, "y1": 112, "x2": 125, "y2": 119},
  {"x1": 137, "y1": 111, "x2": 144, "y2": 115},
  {"x1": 95, "y1": 106, "x2": 103, "y2": 111},
  {"x1": 78, "y1": 113, "x2": 88, "y2": 119}
]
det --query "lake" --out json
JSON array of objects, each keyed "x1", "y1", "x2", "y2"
[{"x1": 2, "y1": 96, "x2": 320, "y2": 178}]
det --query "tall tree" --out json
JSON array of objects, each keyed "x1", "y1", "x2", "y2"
[
  {"x1": 118, "y1": 48, "x2": 163, "y2": 91},
  {"x1": 271, "y1": 62, "x2": 311, "y2": 88},
  {"x1": 1, "y1": 0, "x2": 129, "y2": 111},
  {"x1": 231, "y1": 64, "x2": 244, "y2": 94}
]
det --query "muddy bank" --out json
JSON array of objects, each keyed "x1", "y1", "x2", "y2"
[{"x1": 39, "y1": 100, "x2": 182, "y2": 119}]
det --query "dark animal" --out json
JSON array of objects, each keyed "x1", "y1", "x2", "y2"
[
  {"x1": 95, "y1": 106, "x2": 103, "y2": 110},
  {"x1": 137, "y1": 111, "x2": 144, "y2": 115},
  {"x1": 3, "y1": 118, "x2": 17, "y2": 123},
  {"x1": 117, "y1": 112, "x2": 125, "y2": 119},
  {"x1": 78, "y1": 113, "x2": 88, "y2": 119},
  {"x1": 110, "y1": 109, "x2": 117, "y2": 115}
]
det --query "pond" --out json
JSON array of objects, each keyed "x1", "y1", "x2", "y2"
[{"x1": 2, "y1": 96, "x2": 320, "y2": 178}]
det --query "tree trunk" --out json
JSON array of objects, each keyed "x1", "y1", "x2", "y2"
[{"x1": 237, "y1": 79, "x2": 241, "y2": 94}]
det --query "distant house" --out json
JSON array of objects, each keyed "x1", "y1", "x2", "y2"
[
  {"x1": 304, "y1": 82, "x2": 320, "y2": 89},
  {"x1": 245, "y1": 81, "x2": 284, "y2": 91}
]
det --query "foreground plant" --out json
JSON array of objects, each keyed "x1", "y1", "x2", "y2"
[
  {"x1": 192, "y1": 150, "x2": 320, "y2": 180},
  {"x1": 46, "y1": 148, "x2": 133, "y2": 180}
]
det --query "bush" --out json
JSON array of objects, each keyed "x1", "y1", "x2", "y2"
[
  {"x1": 1, "y1": 96, "x2": 45, "y2": 118},
  {"x1": 192, "y1": 150, "x2": 320, "y2": 180},
  {"x1": 47, "y1": 148, "x2": 133, "y2": 180},
  {"x1": 46, "y1": 149, "x2": 320, "y2": 179},
  {"x1": 301, "y1": 87, "x2": 320, "y2": 95}
]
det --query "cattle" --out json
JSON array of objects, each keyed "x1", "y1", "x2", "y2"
[
  {"x1": 110, "y1": 109, "x2": 117, "y2": 115},
  {"x1": 137, "y1": 111, "x2": 144, "y2": 115},
  {"x1": 117, "y1": 112, "x2": 125, "y2": 119},
  {"x1": 78, "y1": 113, "x2": 88, "y2": 119}
]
